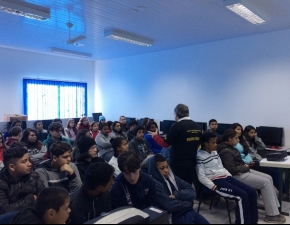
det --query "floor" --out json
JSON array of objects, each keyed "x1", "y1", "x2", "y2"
[{"x1": 194, "y1": 196, "x2": 290, "y2": 224}]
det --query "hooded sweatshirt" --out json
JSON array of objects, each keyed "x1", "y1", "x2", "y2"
[
  {"x1": 35, "y1": 160, "x2": 82, "y2": 193},
  {"x1": 42, "y1": 135, "x2": 72, "y2": 160},
  {"x1": 95, "y1": 133, "x2": 113, "y2": 156},
  {"x1": 10, "y1": 207, "x2": 43, "y2": 224},
  {"x1": 5, "y1": 137, "x2": 18, "y2": 147},
  {"x1": 129, "y1": 138, "x2": 153, "y2": 162},
  {"x1": 216, "y1": 143, "x2": 250, "y2": 176},
  {"x1": 69, "y1": 186, "x2": 112, "y2": 224},
  {"x1": 147, "y1": 157, "x2": 195, "y2": 221},
  {"x1": 144, "y1": 133, "x2": 162, "y2": 154},
  {"x1": 0, "y1": 169, "x2": 44, "y2": 215}
]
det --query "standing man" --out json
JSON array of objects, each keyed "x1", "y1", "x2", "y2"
[
  {"x1": 119, "y1": 116, "x2": 128, "y2": 132},
  {"x1": 148, "y1": 104, "x2": 202, "y2": 194}
]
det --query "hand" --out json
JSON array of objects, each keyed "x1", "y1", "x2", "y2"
[
  {"x1": 250, "y1": 161, "x2": 255, "y2": 167},
  {"x1": 147, "y1": 129, "x2": 159, "y2": 137},
  {"x1": 169, "y1": 195, "x2": 175, "y2": 199},
  {"x1": 33, "y1": 195, "x2": 37, "y2": 200},
  {"x1": 244, "y1": 164, "x2": 249, "y2": 167},
  {"x1": 60, "y1": 164, "x2": 74, "y2": 176}
]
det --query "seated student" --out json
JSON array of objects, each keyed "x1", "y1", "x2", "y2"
[
  {"x1": 74, "y1": 136, "x2": 104, "y2": 183},
  {"x1": 107, "y1": 120, "x2": 113, "y2": 133},
  {"x1": 64, "y1": 119, "x2": 78, "y2": 146},
  {"x1": 144, "y1": 121, "x2": 163, "y2": 154},
  {"x1": 110, "y1": 151, "x2": 158, "y2": 209},
  {"x1": 148, "y1": 154, "x2": 209, "y2": 224},
  {"x1": 5, "y1": 127, "x2": 22, "y2": 148},
  {"x1": 96, "y1": 123, "x2": 113, "y2": 157},
  {"x1": 196, "y1": 132, "x2": 258, "y2": 224},
  {"x1": 90, "y1": 121, "x2": 99, "y2": 140},
  {"x1": 77, "y1": 116, "x2": 90, "y2": 131},
  {"x1": 141, "y1": 117, "x2": 150, "y2": 131},
  {"x1": 205, "y1": 119, "x2": 219, "y2": 137},
  {"x1": 110, "y1": 121, "x2": 128, "y2": 141},
  {"x1": 99, "y1": 115, "x2": 106, "y2": 125},
  {"x1": 33, "y1": 120, "x2": 48, "y2": 142},
  {"x1": 11, "y1": 187, "x2": 71, "y2": 224},
  {"x1": 126, "y1": 120, "x2": 137, "y2": 142},
  {"x1": 0, "y1": 146, "x2": 44, "y2": 215},
  {"x1": 52, "y1": 119, "x2": 65, "y2": 136},
  {"x1": 217, "y1": 129, "x2": 285, "y2": 223},
  {"x1": 36, "y1": 141, "x2": 82, "y2": 193},
  {"x1": 71, "y1": 129, "x2": 90, "y2": 161},
  {"x1": 119, "y1": 116, "x2": 129, "y2": 133},
  {"x1": 3, "y1": 119, "x2": 22, "y2": 140},
  {"x1": 43, "y1": 122, "x2": 71, "y2": 160},
  {"x1": 108, "y1": 137, "x2": 129, "y2": 178},
  {"x1": 129, "y1": 126, "x2": 153, "y2": 162},
  {"x1": 69, "y1": 162, "x2": 114, "y2": 224},
  {"x1": 20, "y1": 128, "x2": 47, "y2": 167}
]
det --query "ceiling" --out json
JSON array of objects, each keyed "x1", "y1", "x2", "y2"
[{"x1": 0, "y1": 0, "x2": 290, "y2": 60}]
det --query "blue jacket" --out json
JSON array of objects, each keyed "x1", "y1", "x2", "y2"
[
  {"x1": 110, "y1": 172, "x2": 158, "y2": 210},
  {"x1": 234, "y1": 143, "x2": 252, "y2": 165},
  {"x1": 144, "y1": 133, "x2": 162, "y2": 154},
  {"x1": 147, "y1": 156, "x2": 196, "y2": 220}
]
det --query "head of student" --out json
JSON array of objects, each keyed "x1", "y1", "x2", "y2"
[
  {"x1": 223, "y1": 129, "x2": 239, "y2": 146},
  {"x1": 48, "y1": 123, "x2": 63, "y2": 139},
  {"x1": 141, "y1": 118, "x2": 150, "y2": 129},
  {"x1": 3, "y1": 146, "x2": 32, "y2": 178},
  {"x1": 76, "y1": 136, "x2": 98, "y2": 161},
  {"x1": 33, "y1": 120, "x2": 43, "y2": 131},
  {"x1": 110, "y1": 137, "x2": 128, "y2": 156},
  {"x1": 147, "y1": 121, "x2": 158, "y2": 133},
  {"x1": 200, "y1": 132, "x2": 217, "y2": 152},
  {"x1": 154, "y1": 154, "x2": 169, "y2": 179},
  {"x1": 50, "y1": 141, "x2": 72, "y2": 167},
  {"x1": 112, "y1": 121, "x2": 121, "y2": 133},
  {"x1": 35, "y1": 187, "x2": 70, "y2": 224},
  {"x1": 10, "y1": 126, "x2": 22, "y2": 139},
  {"x1": 107, "y1": 121, "x2": 113, "y2": 131},
  {"x1": 244, "y1": 125, "x2": 257, "y2": 139},
  {"x1": 208, "y1": 119, "x2": 218, "y2": 132},
  {"x1": 10, "y1": 119, "x2": 22, "y2": 128},
  {"x1": 133, "y1": 126, "x2": 145, "y2": 140},
  {"x1": 99, "y1": 123, "x2": 110, "y2": 136},
  {"x1": 99, "y1": 115, "x2": 106, "y2": 124},
  {"x1": 90, "y1": 121, "x2": 99, "y2": 132},
  {"x1": 118, "y1": 151, "x2": 141, "y2": 185},
  {"x1": 174, "y1": 104, "x2": 189, "y2": 121},
  {"x1": 119, "y1": 116, "x2": 126, "y2": 125},
  {"x1": 230, "y1": 123, "x2": 243, "y2": 138},
  {"x1": 78, "y1": 116, "x2": 89, "y2": 127},
  {"x1": 73, "y1": 129, "x2": 90, "y2": 147},
  {"x1": 67, "y1": 119, "x2": 76, "y2": 129},
  {"x1": 84, "y1": 162, "x2": 115, "y2": 195},
  {"x1": 21, "y1": 128, "x2": 41, "y2": 147},
  {"x1": 129, "y1": 120, "x2": 137, "y2": 131}
]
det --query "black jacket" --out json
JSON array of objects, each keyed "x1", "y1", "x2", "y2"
[
  {"x1": 10, "y1": 207, "x2": 43, "y2": 224},
  {"x1": 0, "y1": 168, "x2": 44, "y2": 215},
  {"x1": 217, "y1": 143, "x2": 250, "y2": 176},
  {"x1": 129, "y1": 138, "x2": 153, "y2": 162},
  {"x1": 74, "y1": 158, "x2": 105, "y2": 183},
  {"x1": 69, "y1": 186, "x2": 112, "y2": 224}
]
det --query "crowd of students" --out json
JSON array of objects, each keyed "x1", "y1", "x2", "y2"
[{"x1": 0, "y1": 106, "x2": 286, "y2": 224}]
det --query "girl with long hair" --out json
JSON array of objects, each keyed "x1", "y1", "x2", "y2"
[
  {"x1": 64, "y1": 119, "x2": 78, "y2": 145},
  {"x1": 77, "y1": 116, "x2": 90, "y2": 131}
]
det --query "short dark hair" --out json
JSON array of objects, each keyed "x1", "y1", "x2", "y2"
[
  {"x1": 33, "y1": 120, "x2": 42, "y2": 128},
  {"x1": 129, "y1": 120, "x2": 137, "y2": 127},
  {"x1": 84, "y1": 162, "x2": 115, "y2": 190},
  {"x1": 50, "y1": 141, "x2": 72, "y2": 157},
  {"x1": 118, "y1": 151, "x2": 141, "y2": 172},
  {"x1": 35, "y1": 187, "x2": 70, "y2": 219},
  {"x1": 110, "y1": 137, "x2": 126, "y2": 154},
  {"x1": 10, "y1": 141, "x2": 27, "y2": 149},
  {"x1": 174, "y1": 104, "x2": 189, "y2": 118},
  {"x1": 52, "y1": 118, "x2": 62, "y2": 124},
  {"x1": 244, "y1": 125, "x2": 256, "y2": 135},
  {"x1": 10, "y1": 126, "x2": 22, "y2": 136},
  {"x1": 133, "y1": 126, "x2": 145, "y2": 136},
  {"x1": 99, "y1": 123, "x2": 109, "y2": 131},
  {"x1": 154, "y1": 154, "x2": 167, "y2": 163},
  {"x1": 146, "y1": 121, "x2": 158, "y2": 131},
  {"x1": 3, "y1": 146, "x2": 28, "y2": 168},
  {"x1": 209, "y1": 119, "x2": 217, "y2": 125},
  {"x1": 200, "y1": 132, "x2": 217, "y2": 150},
  {"x1": 222, "y1": 129, "x2": 237, "y2": 142},
  {"x1": 48, "y1": 122, "x2": 62, "y2": 132}
]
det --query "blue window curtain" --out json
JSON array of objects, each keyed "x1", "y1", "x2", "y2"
[{"x1": 23, "y1": 79, "x2": 87, "y2": 120}]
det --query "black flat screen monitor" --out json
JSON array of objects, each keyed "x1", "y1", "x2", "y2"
[
  {"x1": 216, "y1": 123, "x2": 232, "y2": 136},
  {"x1": 92, "y1": 113, "x2": 102, "y2": 122},
  {"x1": 41, "y1": 119, "x2": 53, "y2": 130},
  {"x1": 126, "y1": 117, "x2": 136, "y2": 125},
  {"x1": 196, "y1": 122, "x2": 207, "y2": 132},
  {"x1": 256, "y1": 126, "x2": 283, "y2": 147},
  {"x1": 160, "y1": 120, "x2": 176, "y2": 134}
]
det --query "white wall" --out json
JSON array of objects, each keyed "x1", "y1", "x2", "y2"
[
  {"x1": 95, "y1": 28, "x2": 290, "y2": 145},
  {"x1": 0, "y1": 47, "x2": 95, "y2": 122}
]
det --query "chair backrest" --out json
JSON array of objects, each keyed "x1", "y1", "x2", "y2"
[{"x1": 101, "y1": 150, "x2": 114, "y2": 163}]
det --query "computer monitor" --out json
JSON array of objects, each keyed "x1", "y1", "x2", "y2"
[
  {"x1": 256, "y1": 126, "x2": 283, "y2": 147},
  {"x1": 92, "y1": 112, "x2": 102, "y2": 122},
  {"x1": 196, "y1": 122, "x2": 207, "y2": 132},
  {"x1": 216, "y1": 123, "x2": 232, "y2": 135},
  {"x1": 126, "y1": 117, "x2": 136, "y2": 125},
  {"x1": 160, "y1": 120, "x2": 176, "y2": 134},
  {"x1": 137, "y1": 118, "x2": 154, "y2": 126},
  {"x1": 41, "y1": 119, "x2": 53, "y2": 130}
]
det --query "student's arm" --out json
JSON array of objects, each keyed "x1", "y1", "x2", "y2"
[
  {"x1": 152, "y1": 136, "x2": 170, "y2": 148},
  {"x1": 173, "y1": 176, "x2": 196, "y2": 202},
  {"x1": 96, "y1": 135, "x2": 112, "y2": 149},
  {"x1": 68, "y1": 163, "x2": 83, "y2": 193},
  {"x1": 31, "y1": 172, "x2": 45, "y2": 196},
  {"x1": 147, "y1": 177, "x2": 159, "y2": 207},
  {"x1": 30, "y1": 145, "x2": 47, "y2": 166},
  {"x1": 255, "y1": 136, "x2": 266, "y2": 150},
  {"x1": 144, "y1": 139, "x2": 153, "y2": 155},
  {"x1": 196, "y1": 160, "x2": 217, "y2": 191},
  {"x1": 243, "y1": 153, "x2": 253, "y2": 165},
  {"x1": 35, "y1": 168, "x2": 49, "y2": 187}
]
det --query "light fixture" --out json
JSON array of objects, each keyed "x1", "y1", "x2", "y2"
[
  {"x1": 224, "y1": 0, "x2": 267, "y2": 25},
  {"x1": 49, "y1": 47, "x2": 92, "y2": 58},
  {"x1": 0, "y1": 0, "x2": 50, "y2": 21},
  {"x1": 104, "y1": 30, "x2": 153, "y2": 47}
]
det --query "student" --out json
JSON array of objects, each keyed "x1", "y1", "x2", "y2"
[
  {"x1": 77, "y1": 116, "x2": 90, "y2": 131},
  {"x1": 90, "y1": 121, "x2": 99, "y2": 140},
  {"x1": 69, "y1": 163, "x2": 114, "y2": 224},
  {"x1": 196, "y1": 132, "x2": 258, "y2": 224},
  {"x1": 11, "y1": 187, "x2": 71, "y2": 224},
  {"x1": 3, "y1": 119, "x2": 22, "y2": 140},
  {"x1": 107, "y1": 120, "x2": 113, "y2": 133},
  {"x1": 110, "y1": 151, "x2": 158, "y2": 209},
  {"x1": 20, "y1": 128, "x2": 47, "y2": 167},
  {"x1": 119, "y1": 116, "x2": 129, "y2": 132},
  {"x1": 217, "y1": 129, "x2": 285, "y2": 223},
  {"x1": 144, "y1": 121, "x2": 163, "y2": 154},
  {"x1": 33, "y1": 120, "x2": 48, "y2": 142},
  {"x1": 36, "y1": 141, "x2": 82, "y2": 193},
  {"x1": 108, "y1": 137, "x2": 129, "y2": 177},
  {"x1": 110, "y1": 121, "x2": 128, "y2": 141},
  {"x1": 205, "y1": 119, "x2": 219, "y2": 137},
  {"x1": 64, "y1": 119, "x2": 78, "y2": 145},
  {"x1": 148, "y1": 154, "x2": 209, "y2": 224},
  {"x1": 126, "y1": 120, "x2": 137, "y2": 142},
  {"x1": 0, "y1": 133, "x2": 7, "y2": 169},
  {"x1": 5, "y1": 127, "x2": 22, "y2": 148},
  {"x1": 99, "y1": 115, "x2": 106, "y2": 124},
  {"x1": 0, "y1": 146, "x2": 44, "y2": 215},
  {"x1": 52, "y1": 119, "x2": 65, "y2": 136},
  {"x1": 71, "y1": 129, "x2": 91, "y2": 161},
  {"x1": 141, "y1": 117, "x2": 150, "y2": 131},
  {"x1": 129, "y1": 126, "x2": 153, "y2": 162},
  {"x1": 96, "y1": 123, "x2": 113, "y2": 157},
  {"x1": 74, "y1": 136, "x2": 104, "y2": 183},
  {"x1": 43, "y1": 122, "x2": 71, "y2": 160}
]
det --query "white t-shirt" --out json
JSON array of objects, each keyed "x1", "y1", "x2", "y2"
[{"x1": 108, "y1": 156, "x2": 121, "y2": 178}]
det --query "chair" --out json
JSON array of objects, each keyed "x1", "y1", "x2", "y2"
[
  {"x1": 197, "y1": 187, "x2": 236, "y2": 224},
  {"x1": 101, "y1": 150, "x2": 114, "y2": 163}
]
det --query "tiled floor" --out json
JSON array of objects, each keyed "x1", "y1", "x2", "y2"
[{"x1": 194, "y1": 196, "x2": 290, "y2": 224}]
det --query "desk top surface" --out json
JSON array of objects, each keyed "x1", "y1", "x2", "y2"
[
  {"x1": 265, "y1": 146, "x2": 290, "y2": 152},
  {"x1": 260, "y1": 156, "x2": 290, "y2": 168}
]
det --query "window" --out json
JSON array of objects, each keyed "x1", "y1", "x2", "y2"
[{"x1": 23, "y1": 79, "x2": 87, "y2": 120}]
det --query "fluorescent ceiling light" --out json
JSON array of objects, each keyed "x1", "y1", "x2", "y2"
[
  {"x1": 224, "y1": 0, "x2": 266, "y2": 25},
  {"x1": 0, "y1": 0, "x2": 50, "y2": 21},
  {"x1": 49, "y1": 47, "x2": 92, "y2": 58},
  {"x1": 104, "y1": 30, "x2": 153, "y2": 47}
]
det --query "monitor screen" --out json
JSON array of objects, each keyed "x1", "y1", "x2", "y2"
[
  {"x1": 160, "y1": 120, "x2": 176, "y2": 134},
  {"x1": 216, "y1": 123, "x2": 232, "y2": 136},
  {"x1": 92, "y1": 113, "x2": 102, "y2": 122},
  {"x1": 126, "y1": 117, "x2": 136, "y2": 125},
  {"x1": 256, "y1": 126, "x2": 283, "y2": 147},
  {"x1": 195, "y1": 122, "x2": 207, "y2": 132},
  {"x1": 41, "y1": 119, "x2": 53, "y2": 130}
]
